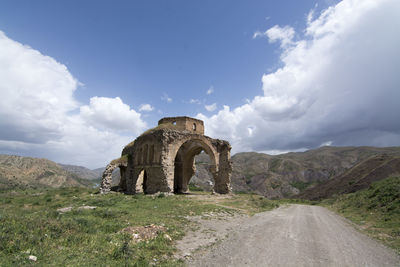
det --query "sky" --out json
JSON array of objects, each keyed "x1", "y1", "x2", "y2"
[{"x1": 1, "y1": 0, "x2": 400, "y2": 168}]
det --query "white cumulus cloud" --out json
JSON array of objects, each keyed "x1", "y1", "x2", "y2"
[
  {"x1": 139, "y1": 103, "x2": 154, "y2": 112},
  {"x1": 80, "y1": 97, "x2": 146, "y2": 134},
  {"x1": 0, "y1": 31, "x2": 147, "y2": 168},
  {"x1": 0, "y1": 31, "x2": 78, "y2": 143},
  {"x1": 206, "y1": 86, "x2": 214, "y2": 95},
  {"x1": 189, "y1": 99, "x2": 201, "y2": 104},
  {"x1": 199, "y1": 0, "x2": 400, "y2": 154},
  {"x1": 161, "y1": 93, "x2": 172, "y2": 103},
  {"x1": 205, "y1": 103, "x2": 217, "y2": 112},
  {"x1": 265, "y1": 25, "x2": 295, "y2": 48},
  {"x1": 254, "y1": 25, "x2": 295, "y2": 48}
]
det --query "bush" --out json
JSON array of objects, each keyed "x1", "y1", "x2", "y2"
[
  {"x1": 328, "y1": 176, "x2": 400, "y2": 252},
  {"x1": 189, "y1": 183, "x2": 204, "y2": 192}
]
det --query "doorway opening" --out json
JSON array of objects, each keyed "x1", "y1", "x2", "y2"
[{"x1": 136, "y1": 169, "x2": 148, "y2": 193}]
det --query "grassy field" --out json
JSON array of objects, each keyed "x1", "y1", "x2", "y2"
[
  {"x1": 322, "y1": 176, "x2": 400, "y2": 253},
  {"x1": 2, "y1": 178, "x2": 398, "y2": 266},
  {"x1": 0, "y1": 188, "x2": 280, "y2": 266}
]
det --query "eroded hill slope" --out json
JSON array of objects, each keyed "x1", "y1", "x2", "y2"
[
  {"x1": 298, "y1": 154, "x2": 400, "y2": 200},
  {"x1": 0, "y1": 155, "x2": 93, "y2": 190}
]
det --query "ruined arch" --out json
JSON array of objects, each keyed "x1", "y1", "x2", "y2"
[
  {"x1": 100, "y1": 116, "x2": 232, "y2": 194},
  {"x1": 100, "y1": 160, "x2": 127, "y2": 194},
  {"x1": 173, "y1": 138, "x2": 217, "y2": 193}
]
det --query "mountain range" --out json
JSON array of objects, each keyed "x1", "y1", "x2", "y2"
[
  {"x1": 192, "y1": 146, "x2": 400, "y2": 198},
  {"x1": 58, "y1": 164, "x2": 104, "y2": 181},
  {"x1": 2, "y1": 146, "x2": 400, "y2": 199}
]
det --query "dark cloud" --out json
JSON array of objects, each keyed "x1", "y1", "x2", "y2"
[{"x1": 198, "y1": 0, "x2": 400, "y2": 154}]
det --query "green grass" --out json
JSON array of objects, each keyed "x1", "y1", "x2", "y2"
[
  {"x1": 289, "y1": 181, "x2": 312, "y2": 192},
  {"x1": 0, "y1": 187, "x2": 231, "y2": 266},
  {"x1": 277, "y1": 198, "x2": 319, "y2": 206},
  {"x1": 321, "y1": 176, "x2": 400, "y2": 253},
  {"x1": 0, "y1": 188, "x2": 283, "y2": 266},
  {"x1": 188, "y1": 183, "x2": 204, "y2": 192},
  {"x1": 268, "y1": 158, "x2": 281, "y2": 172},
  {"x1": 0, "y1": 177, "x2": 46, "y2": 192}
]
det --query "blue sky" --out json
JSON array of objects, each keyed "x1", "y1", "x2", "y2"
[
  {"x1": 1, "y1": 0, "x2": 399, "y2": 168},
  {"x1": 0, "y1": 0, "x2": 333, "y2": 124}
]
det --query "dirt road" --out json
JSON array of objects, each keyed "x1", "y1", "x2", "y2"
[{"x1": 184, "y1": 205, "x2": 399, "y2": 267}]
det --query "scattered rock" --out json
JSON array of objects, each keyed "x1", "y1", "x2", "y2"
[
  {"x1": 57, "y1": 206, "x2": 72, "y2": 213},
  {"x1": 28, "y1": 255, "x2": 37, "y2": 261},
  {"x1": 78, "y1": 205, "x2": 96, "y2": 210},
  {"x1": 164, "y1": 233, "x2": 172, "y2": 241},
  {"x1": 121, "y1": 224, "x2": 167, "y2": 242},
  {"x1": 57, "y1": 206, "x2": 97, "y2": 213}
]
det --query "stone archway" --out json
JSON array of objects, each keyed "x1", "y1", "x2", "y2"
[
  {"x1": 173, "y1": 139, "x2": 217, "y2": 193},
  {"x1": 100, "y1": 160, "x2": 127, "y2": 194}
]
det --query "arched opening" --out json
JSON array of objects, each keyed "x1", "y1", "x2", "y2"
[
  {"x1": 193, "y1": 123, "x2": 197, "y2": 131},
  {"x1": 135, "y1": 169, "x2": 148, "y2": 193},
  {"x1": 174, "y1": 153, "x2": 183, "y2": 193},
  {"x1": 173, "y1": 139, "x2": 216, "y2": 193},
  {"x1": 100, "y1": 162, "x2": 127, "y2": 193}
]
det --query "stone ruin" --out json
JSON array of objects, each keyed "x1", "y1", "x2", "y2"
[{"x1": 100, "y1": 116, "x2": 232, "y2": 194}]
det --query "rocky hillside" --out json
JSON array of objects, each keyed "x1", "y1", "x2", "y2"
[
  {"x1": 298, "y1": 154, "x2": 400, "y2": 200},
  {"x1": 92, "y1": 167, "x2": 107, "y2": 178},
  {"x1": 4, "y1": 146, "x2": 398, "y2": 197},
  {"x1": 191, "y1": 146, "x2": 400, "y2": 199},
  {"x1": 191, "y1": 153, "x2": 214, "y2": 191},
  {"x1": 59, "y1": 164, "x2": 101, "y2": 180},
  {"x1": 0, "y1": 155, "x2": 94, "y2": 191},
  {"x1": 58, "y1": 165, "x2": 120, "y2": 186}
]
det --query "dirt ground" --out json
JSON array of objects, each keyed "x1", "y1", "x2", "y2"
[{"x1": 176, "y1": 204, "x2": 400, "y2": 267}]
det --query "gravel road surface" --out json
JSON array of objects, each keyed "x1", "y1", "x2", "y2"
[{"x1": 186, "y1": 204, "x2": 400, "y2": 267}]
